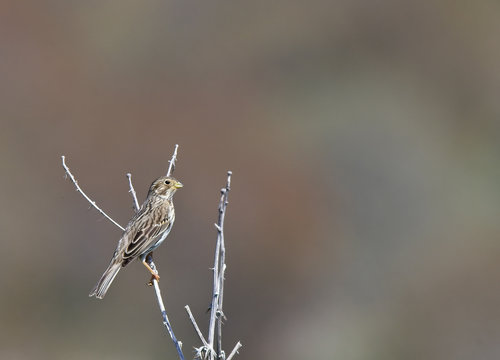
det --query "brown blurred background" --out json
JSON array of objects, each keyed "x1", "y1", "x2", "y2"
[{"x1": 1, "y1": 1, "x2": 500, "y2": 359}]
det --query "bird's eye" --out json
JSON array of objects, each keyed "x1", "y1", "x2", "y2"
[{"x1": 164, "y1": 180, "x2": 171, "y2": 185}]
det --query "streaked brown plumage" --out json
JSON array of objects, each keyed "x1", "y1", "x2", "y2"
[{"x1": 89, "y1": 176, "x2": 183, "y2": 299}]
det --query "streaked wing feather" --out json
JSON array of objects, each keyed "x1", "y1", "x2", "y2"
[{"x1": 123, "y1": 218, "x2": 170, "y2": 262}]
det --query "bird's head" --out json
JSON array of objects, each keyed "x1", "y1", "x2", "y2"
[{"x1": 148, "y1": 176, "x2": 183, "y2": 200}]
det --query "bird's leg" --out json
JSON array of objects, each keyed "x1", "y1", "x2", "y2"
[{"x1": 142, "y1": 253, "x2": 160, "y2": 285}]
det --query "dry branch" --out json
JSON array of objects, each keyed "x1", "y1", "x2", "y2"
[
  {"x1": 63, "y1": 146, "x2": 241, "y2": 360},
  {"x1": 184, "y1": 171, "x2": 242, "y2": 360},
  {"x1": 62, "y1": 145, "x2": 185, "y2": 360}
]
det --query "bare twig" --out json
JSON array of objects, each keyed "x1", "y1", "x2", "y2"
[
  {"x1": 126, "y1": 173, "x2": 140, "y2": 212},
  {"x1": 62, "y1": 148, "x2": 185, "y2": 360},
  {"x1": 207, "y1": 234, "x2": 221, "y2": 353},
  {"x1": 194, "y1": 346, "x2": 213, "y2": 360},
  {"x1": 183, "y1": 171, "x2": 240, "y2": 360},
  {"x1": 226, "y1": 342, "x2": 242, "y2": 360},
  {"x1": 167, "y1": 144, "x2": 179, "y2": 176},
  {"x1": 208, "y1": 172, "x2": 232, "y2": 358},
  {"x1": 147, "y1": 255, "x2": 185, "y2": 360},
  {"x1": 216, "y1": 172, "x2": 231, "y2": 354},
  {"x1": 143, "y1": 144, "x2": 184, "y2": 360},
  {"x1": 185, "y1": 305, "x2": 210, "y2": 350},
  {"x1": 61, "y1": 155, "x2": 124, "y2": 231}
]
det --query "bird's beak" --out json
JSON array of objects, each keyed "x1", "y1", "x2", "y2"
[{"x1": 174, "y1": 181, "x2": 183, "y2": 189}]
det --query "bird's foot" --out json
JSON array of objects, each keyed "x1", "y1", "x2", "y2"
[{"x1": 147, "y1": 273, "x2": 160, "y2": 286}]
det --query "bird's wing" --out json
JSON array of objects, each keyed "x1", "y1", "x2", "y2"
[{"x1": 121, "y1": 216, "x2": 171, "y2": 265}]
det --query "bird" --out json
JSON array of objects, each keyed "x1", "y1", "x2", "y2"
[{"x1": 89, "y1": 176, "x2": 183, "y2": 299}]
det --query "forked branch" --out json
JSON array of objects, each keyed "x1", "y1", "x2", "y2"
[
  {"x1": 184, "y1": 171, "x2": 242, "y2": 360},
  {"x1": 62, "y1": 145, "x2": 185, "y2": 360},
  {"x1": 62, "y1": 146, "x2": 241, "y2": 360}
]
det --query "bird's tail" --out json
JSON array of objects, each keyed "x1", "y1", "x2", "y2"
[{"x1": 89, "y1": 261, "x2": 121, "y2": 299}]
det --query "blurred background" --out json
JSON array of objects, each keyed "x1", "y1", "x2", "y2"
[{"x1": 1, "y1": 1, "x2": 500, "y2": 359}]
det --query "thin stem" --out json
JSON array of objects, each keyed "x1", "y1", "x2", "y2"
[
  {"x1": 147, "y1": 255, "x2": 185, "y2": 360},
  {"x1": 126, "y1": 173, "x2": 140, "y2": 212},
  {"x1": 185, "y1": 305, "x2": 210, "y2": 349},
  {"x1": 132, "y1": 144, "x2": 184, "y2": 359},
  {"x1": 207, "y1": 212, "x2": 222, "y2": 354},
  {"x1": 216, "y1": 171, "x2": 231, "y2": 355},
  {"x1": 208, "y1": 171, "x2": 232, "y2": 359},
  {"x1": 226, "y1": 342, "x2": 242, "y2": 360},
  {"x1": 184, "y1": 171, "x2": 241, "y2": 360},
  {"x1": 145, "y1": 143, "x2": 184, "y2": 360},
  {"x1": 63, "y1": 148, "x2": 185, "y2": 360},
  {"x1": 61, "y1": 155, "x2": 124, "y2": 231},
  {"x1": 167, "y1": 144, "x2": 179, "y2": 177}
]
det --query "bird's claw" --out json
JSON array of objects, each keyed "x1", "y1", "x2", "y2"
[{"x1": 147, "y1": 273, "x2": 160, "y2": 286}]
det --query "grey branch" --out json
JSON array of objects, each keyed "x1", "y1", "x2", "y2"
[
  {"x1": 132, "y1": 144, "x2": 185, "y2": 360},
  {"x1": 167, "y1": 144, "x2": 179, "y2": 176},
  {"x1": 226, "y1": 342, "x2": 243, "y2": 360},
  {"x1": 208, "y1": 171, "x2": 232, "y2": 357},
  {"x1": 62, "y1": 148, "x2": 185, "y2": 360},
  {"x1": 185, "y1": 305, "x2": 211, "y2": 352},
  {"x1": 126, "y1": 173, "x2": 140, "y2": 212},
  {"x1": 186, "y1": 171, "x2": 241, "y2": 360},
  {"x1": 154, "y1": 280, "x2": 184, "y2": 356},
  {"x1": 147, "y1": 255, "x2": 185, "y2": 360},
  {"x1": 216, "y1": 172, "x2": 231, "y2": 355},
  {"x1": 61, "y1": 155, "x2": 124, "y2": 231}
]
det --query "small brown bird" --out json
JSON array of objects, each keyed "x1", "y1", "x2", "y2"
[{"x1": 89, "y1": 176, "x2": 183, "y2": 299}]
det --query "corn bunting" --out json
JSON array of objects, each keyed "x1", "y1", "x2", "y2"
[{"x1": 89, "y1": 176, "x2": 183, "y2": 299}]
